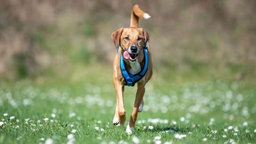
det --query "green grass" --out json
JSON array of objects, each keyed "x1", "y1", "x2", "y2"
[{"x1": 0, "y1": 66, "x2": 256, "y2": 144}]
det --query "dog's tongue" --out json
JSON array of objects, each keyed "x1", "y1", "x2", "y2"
[{"x1": 123, "y1": 51, "x2": 130, "y2": 60}]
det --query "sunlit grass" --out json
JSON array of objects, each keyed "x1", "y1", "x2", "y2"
[{"x1": 0, "y1": 66, "x2": 255, "y2": 143}]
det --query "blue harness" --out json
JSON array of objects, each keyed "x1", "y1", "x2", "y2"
[{"x1": 118, "y1": 46, "x2": 149, "y2": 86}]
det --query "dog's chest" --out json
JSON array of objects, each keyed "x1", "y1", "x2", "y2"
[{"x1": 129, "y1": 61, "x2": 141, "y2": 75}]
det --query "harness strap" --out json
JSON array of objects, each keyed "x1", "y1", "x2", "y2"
[{"x1": 119, "y1": 46, "x2": 149, "y2": 86}]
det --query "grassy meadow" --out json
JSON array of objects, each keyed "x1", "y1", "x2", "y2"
[
  {"x1": 1, "y1": 1, "x2": 256, "y2": 144},
  {"x1": 0, "y1": 65, "x2": 256, "y2": 144}
]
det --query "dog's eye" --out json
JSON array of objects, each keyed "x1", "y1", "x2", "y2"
[
  {"x1": 124, "y1": 36, "x2": 129, "y2": 41},
  {"x1": 137, "y1": 37, "x2": 142, "y2": 41}
]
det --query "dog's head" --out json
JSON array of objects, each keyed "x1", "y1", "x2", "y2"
[{"x1": 112, "y1": 27, "x2": 149, "y2": 61}]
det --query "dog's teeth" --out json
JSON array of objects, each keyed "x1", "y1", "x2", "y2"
[{"x1": 144, "y1": 13, "x2": 151, "y2": 19}]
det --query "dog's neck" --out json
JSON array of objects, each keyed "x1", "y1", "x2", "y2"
[{"x1": 128, "y1": 59, "x2": 141, "y2": 75}]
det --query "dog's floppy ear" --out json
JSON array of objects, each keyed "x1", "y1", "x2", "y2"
[
  {"x1": 111, "y1": 28, "x2": 123, "y2": 48},
  {"x1": 142, "y1": 29, "x2": 150, "y2": 43}
]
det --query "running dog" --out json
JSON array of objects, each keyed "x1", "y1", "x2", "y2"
[{"x1": 111, "y1": 4, "x2": 152, "y2": 134}]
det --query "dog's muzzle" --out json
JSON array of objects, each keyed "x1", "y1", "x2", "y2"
[
  {"x1": 130, "y1": 45, "x2": 138, "y2": 53},
  {"x1": 128, "y1": 45, "x2": 139, "y2": 61}
]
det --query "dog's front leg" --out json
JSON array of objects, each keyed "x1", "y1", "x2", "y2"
[
  {"x1": 113, "y1": 81, "x2": 126, "y2": 125},
  {"x1": 126, "y1": 82, "x2": 145, "y2": 134}
]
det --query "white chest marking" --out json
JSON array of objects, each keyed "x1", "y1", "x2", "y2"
[{"x1": 129, "y1": 60, "x2": 141, "y2": 75}]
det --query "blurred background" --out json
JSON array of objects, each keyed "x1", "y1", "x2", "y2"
[{"x1": 0, "y1": 0, "x2": 255, "y2": 84}]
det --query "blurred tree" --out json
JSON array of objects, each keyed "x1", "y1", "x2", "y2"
[{"x1": 0, "y1": 0, "x2": 255, "y2": 81}]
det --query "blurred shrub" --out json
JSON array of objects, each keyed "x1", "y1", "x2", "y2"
[
  {"x1": 82, "y1": 19, "x2": 97, "y2": 37},
  {"x1": 13, "y1": 54, "x2": 28, "y2": 78},
  {"x1": 0, "y1": 0, "x2": 255, "y2": 82}
]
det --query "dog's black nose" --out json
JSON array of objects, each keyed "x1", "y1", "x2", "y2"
[{"x1": 130, "y1": 46, "x2": 138, "y2": 53}]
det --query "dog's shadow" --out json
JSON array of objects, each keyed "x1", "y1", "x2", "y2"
[{"x1": 137, "y1": 124, "x2": 192, "y2": 134}]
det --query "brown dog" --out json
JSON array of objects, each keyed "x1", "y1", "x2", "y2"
[{"x1": 111, "y1": 4, "x2": 152, "y2": 134}]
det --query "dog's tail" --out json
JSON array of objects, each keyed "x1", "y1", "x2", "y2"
[{"x1": 130, "y1": 4, "x2": 151, "y2": 28}]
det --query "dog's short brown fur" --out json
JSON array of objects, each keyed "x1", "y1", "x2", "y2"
[{"x1": 111, "y1": 4, "x2": 152, "y2": 134}]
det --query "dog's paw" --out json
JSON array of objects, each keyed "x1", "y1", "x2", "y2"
[
  {"x1": 126, "y1": 125, "x2": 134, "y2": 135},
  {"x1": 113, "y1": 117, "x2": 120, "y2": 126},
  {"x1": 113, "y1": 122, "x2": 120, "y2": 126}
]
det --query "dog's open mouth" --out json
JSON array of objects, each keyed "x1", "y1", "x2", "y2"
[{"x1": 123, "y1": 51, "x2": 138, "y2": 61}]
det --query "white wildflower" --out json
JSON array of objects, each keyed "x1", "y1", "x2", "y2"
[
  {"x1": 16, "y1": 136, "x2": 22, "y2": 141},
  {"x1": 132, "y1": 136, "x2": 140, "y2": 144},
  {"x1": 242, "y1": 121, "x2": 248, "y2": 127},
  {"x1": 148, "y1": 125, "x2": 154, "y2": 130},
  {"x1": 154, "y1": 136, "x2": 161, "y2": 141},
  {"x1": 0, "y1": 121, "x2": 4, "y2": 126},
  {"x1": 69, "y1": 112, "x2": 76, "y2": 118},
  {"x1": 137, "y1": 120, "x2": 146, "y2": 124},
  {"x1": 44, "y1": 118, "x2": 49, "y2": 122},
  {"x1": 209, "y1": 118, "x2": 215, "y2": 125},
  {"x1": 10, "y1": 116, "x2": 15, "y2": 120},
  {"x1": 70, "y1": 124, "x2": 74, "y2": 128},
  {"x1": 228, "y1": 126, "x2": 233, "y2": 130},
  {"x1": 172, "y1": 121, "x2": 177, "y2": 125},
  {"x1": 174, "y1": 134, "x2": 186, "y2": 139},
  {"x1": 154, "y1": 136, "x2": 161, "y2": 144},
  {"x1": 3, "y1": 113, "x2": 8, "y2": 117},
  {"x1": 67, "y1": 134, "x2": 75, "y2": 144},
  {"x1": 224, "y1": 139, "x2": 236, "y2": 144},
  {"x1": 95, "y1": 126, "x2": 99, "y2": 131},
  {"x1": 51, "y1": 113, "x2": 56, "y2": 118},
  {"x1": 25, "y1": 118, "x2": 30, "y2": 123},
  {"x1": 147, "y1": 118, "x2": 168, "y2": 124},
  {"x1": 40, "y1": 138, "x2": 45, "y2": 141},
  {"x1": 23, "y1": 99, "x2": 30, "y2": 106},
  {"x1": 254, "y1": 129, "x2": 256, "y2": 133},
  {"x1": 67, "y1": 134, "x2": 74, "y2": 139},
  {"x1": 234, "y1": 127, "x2": 239, "y2": 132},
  {"x1": 202, "y1": 138, "x2": 207, "y2": 141},
  {"x1": 45, "y1": 138, "x2": 53, "y2": 144},
  {"x1": 71, "y1": 129, "x2": 77, "y2": 133},
  {"x1": 180, "y1": 117, "x2": 185, "y2": 122},
  {"x1": 211, "y1": 130, "x2": 218, "y2": 134},
  {"x1": 118, "y1": 140, "x2": 128, "y2": 144}
]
